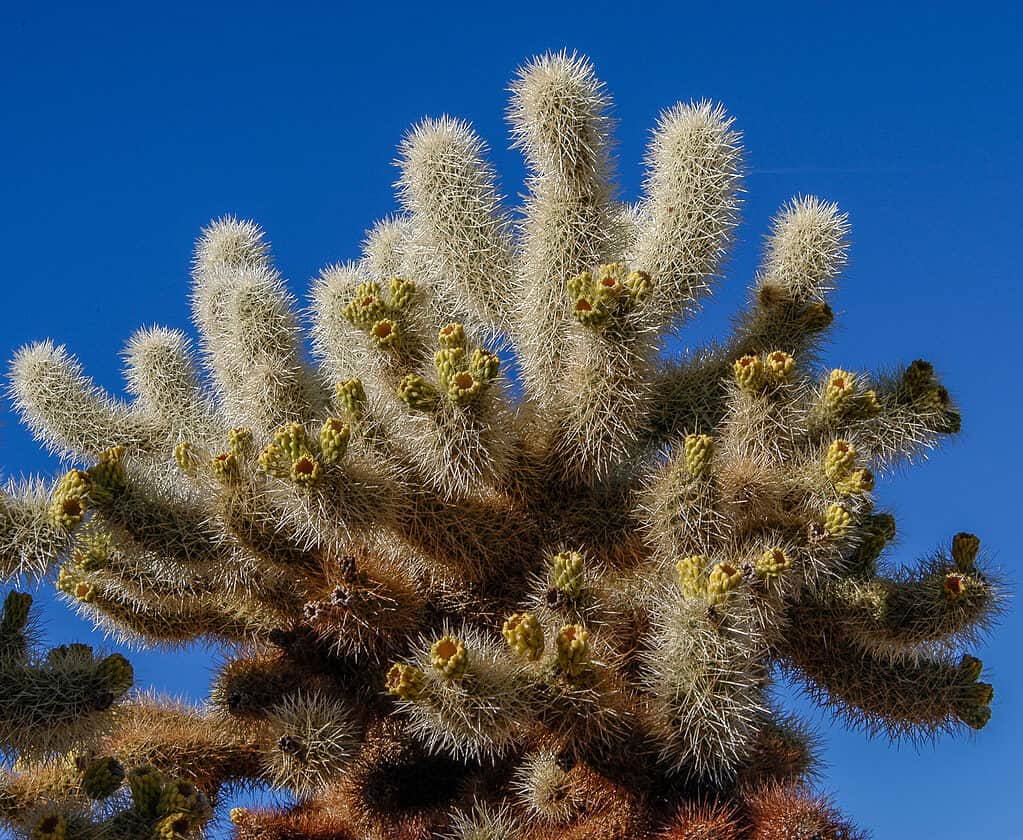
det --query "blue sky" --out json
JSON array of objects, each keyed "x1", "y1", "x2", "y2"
[{"x1": 1, "y1": 2, "x2": 1020, "y2": 837}]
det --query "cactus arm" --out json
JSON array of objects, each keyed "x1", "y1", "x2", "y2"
[
  {"x1": 780, "y1": 601, "x2": 993, "y2": 736},
  {"x1": 509, "y1": 52, "x2": 627, "y2": 409},
  {"x1": 633, "y1": 101, "x2": 743, "y2": 327},
  {"x1": 123, "y1": 326, "x2": 220, "y2": 446},
  {"x1": 1, "y1": 478, "x2": 73, "y2": 582},
  {"x1": 8, "y1": 340, "x2": 165, "y2": 460},
  {"x1": 396, "y1": 118, "x2": 516, "y2": 334}
]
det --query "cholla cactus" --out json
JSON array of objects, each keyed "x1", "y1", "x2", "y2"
[{"x1": 0, "y1": 51, "x2": 1001, "y2": 840}]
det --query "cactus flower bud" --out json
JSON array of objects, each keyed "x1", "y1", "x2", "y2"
[
  {"x1": 837, "y1": 468, "x2": 874, "y2": 496},
  {"x1": 952, "y1": 532, "x2": 980, "y2": 572},
  {"x1": 766, "y1": 350, "x2": 795, "y2": 381},
  {"x1": 211, "y1": 452, "x2": 241, "y2": 483},
  {"x1": 430, "y1": 635, "x2": 468, "y2": 680},
  {"x1": 290, "y1": 454, "x2": 323, "y2": 484},
  {"x1": 370, "y1": 318, "x2": 400, "y2": 349},
  {"x1": 707, "y1": 562, "x2": 743, "y2": 606},
  {"x1": 174, "y1": 441, "x2": 198, "y2": 475},
  {"x1": 823, "y1": 369, "x2": 856, "y2": 414},
  {"x1": 81, "y1": 756, "x2": 126, "y2": 800},
  {"x1": 684, "y1": 434, "x2": 714, "y2": 478},
  {"x1": 387, "y1": 663, "x2": 426, "y2": 700},
  {"x1": 438, "y1": 322, "x2": 466, "y2": 349},
  {"x1": 336, "y1": 377, "x2": 367, "y2": 418},
  {"x1": 388, "y1": 277, "x2": 416, "y2": 311},
  {"x1": 398, "y1": 373, "x2": 440, "y2": 411},
  {"x1": 502, "y1": 612, "x2": 544, "y2": 660},
  {"x1": 447, "y1": 370, "x2": 483, "y2": 406},
  {"x1": 824, "y1": 439, "x2": 856, "y2": 481},
  {"x1": 555, "y1": 624, "x2": 590, "y2": 677},
  {"x1": 824, "y1": 504, "x2": 853, "y2": 537},
  {"x1": 756, "y1": 547, "x2": 791, "y2": 579},
  {"x1": 228, "y1": 427, "x2": 254, "y2": 458},
  {"x1": 552, "y1": 551, "x2": 585, "y2": 598},
  {"x1": 733, "y1": 354, "x2": 764, "y2": 392},
  {"x1": 319, "y1": 417, "x2": 351, "y2": 465},
  {"x1": 49, "y1": 470, "x2": 91, "y2": 530},
  {"x1": 676, "y1": 555, "x2": 707, "y2": 598}
]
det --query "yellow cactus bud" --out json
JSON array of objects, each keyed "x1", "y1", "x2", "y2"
[
  {"x1": 319, "y1": 417, "x2": 351, "y2": 465},
  {"x1": 595, "y1": 262, "x2": 626, "y2": 300},
  {"x1": 707, "y1": 562, "x2": 743, "y2": 606},
  {"x1": 88, "y1": 446, "x2": 127, "y2": 502},
  {"x1": 127, "y1": 764, "x2": 163, "y2": 815},
  {"x1": 72, "y1": 525, "x2": 112, "y2": 573},
  {"x1": 370, "y1": 318, "x2": 400, "y2": 349},
  {"x1": 273, "y1": 423, "x2": 310, "y2": 461},
  {"x1": 50, "y1": 470, "x2": 91, "y2": 530},
  {"x1": 31, "y1": 813, "x2": 67, "y2": 840},
  {"x1": 555, "y1": 624, "x2": 590, "y2": 677},
  {"x1": 837, "y1": 468, "x2": 874, "y2": 496},
  {"x1": 756, "y1": 547, "x2": 791, "y2": 579},
  {"x1": 859, "y1": 389, "x2": 882, "y2": 416},
  {"x1": 572, "y1": 294, "x2": 609, "y2": 326},
  {"x1": 952, "y1": 532, "x2": 980, "y2": 572},
  {"x1": 387, "y1": 662, "x2": 426, "y2": 700},
  {"x1": 824, "y1": 369, "x2": 856, "y2": 414},
  {"x1": 228, "y1": 427, "x2": 254, "y2": 458},
  {"x1": 398, "y1": 373, "x2": 439, "y2": 412},
  {"x1": 943, "y1": 572, "x2": 967, "y2": 601},
  {"x1": 470, "y1": 348, "x2": 501, "y2": 382},
  {"x1": 766, "y1": 350, "x2": 795, "y2": 381},
  {"x1": 683, "y1": 434, "x2": 714, "y2": 478},
  {"x1": 290, "y1": 454, "x2": 323, "y2": 484},
  {"x1": 56, "y1": 565, "x2": 78, "y2": 596},
  {"x1": 210, "y1": 452, "x2": 241, "y2": 484},
  {"x1": 733, "y1": 354, "x2": 764, "y2": 392},
  {"x1": 430, "y1": 635, "x2": 468, "y2": 680},
  {"x1": 502, "y1": 612, "x2": 544, "y2": 660},
  {"x1": 566, "y1": 270, "x2": 592, "y2": 299},
  {"x1": 73, "y1": 580, "x2": 96, "y2": 603},
  {"x1": 447, "y1": 370, "x2": 483, "y2": 406},
  {"x1": 824, "y1": 439, "x2": 856, "y2": 481},
  {"x1": 81, "y1": 756, "x2": 125, "y2": 800},
  {"x1": 174, "y1": 441, "x2": 198, "y2": 475},
  {"x1": 824, "y1": 504, "x2": 853, "y2": 537},
  {"x1": 257, "y1": 442, "x2": 289, "y2": 478},
  {"x1": 435, "y1": 347, "x2": 466, "y2": 388},
  {"x1": 676, "y1": 554, "x2": 707, "y2": 598},
  {"x1": 336, "y1": 377, "x2": 367, "y2": 418},
  {"x1": 158, "y1": 779, "x2": 203, "y2": 817},
  {"x1": 552, "y1": 550, "x2": 585, "y2": 598},
  {"x1": 342, "y1": 281, "x2": 386, "y2": 329},
  {"x1": 624, "y1": 269, "x2": 653, "y2": 303},
  {"x1": 438, "y1": 322, "x2": 466, "y2": 349},
  {"x1": 155, "y1": 813, "x2": 194, "y2": 840},
  {"x1": 388, "y1": 277, "x2": 416, "y2": 310}
]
